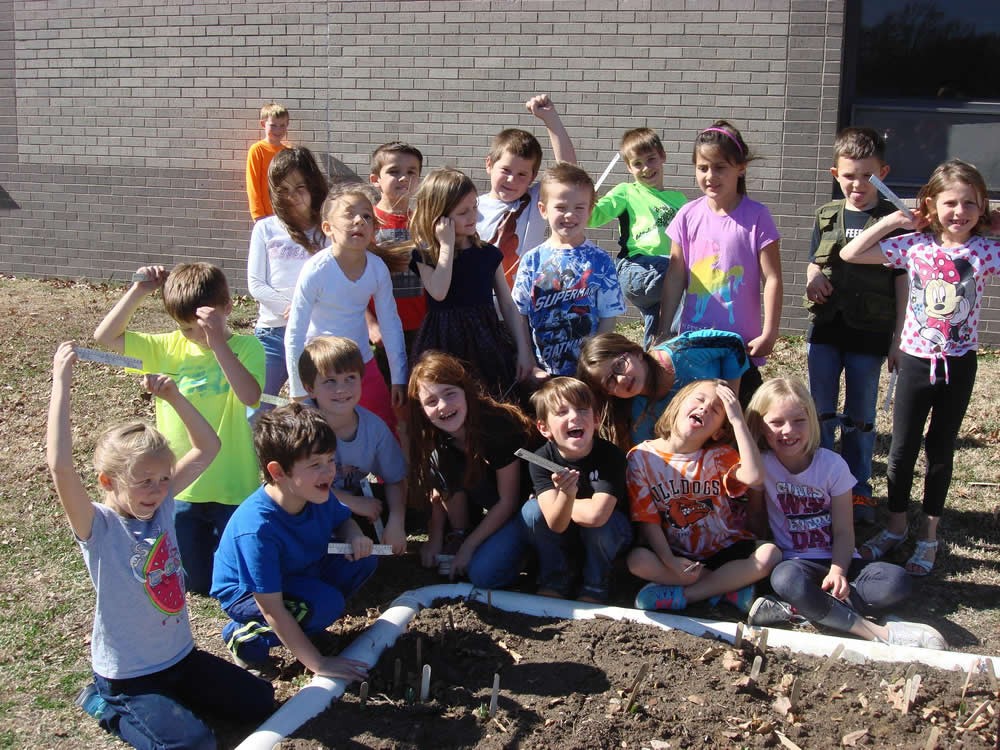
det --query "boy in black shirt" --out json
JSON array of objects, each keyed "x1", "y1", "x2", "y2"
[{"x1": 520, "y1": 377, "x2": 633, "y2": 602}]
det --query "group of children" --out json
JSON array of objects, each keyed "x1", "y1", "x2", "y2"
[{"x1": 46, "y1": 96, "x2": 1000, "y2": 748}]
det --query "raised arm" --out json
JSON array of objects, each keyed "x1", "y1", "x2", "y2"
[
  {"x1": 721, "y1": 384, "x2": 763, "y2": 487},
  {"x1": 93, "y1": 265, "x2": 168, "y2": 353},
  {"x1": 526, "y1": 94, "x2": 576, "y2": 165},
  {"x1": 46, "y1": 342, "x2": 95, "y2": 540},
  {"x1": 143, "y1": 374, "x2": 221, "y2": 494},
  {"x1": 415, "y1": 219, "x2": 456, "y2": 301},
  {"x1": 841, "y1": 210, "x2": 922, "y2": 264},
  {"x1": 197, "y1": 306, "x2": 262, "y2": 407}
]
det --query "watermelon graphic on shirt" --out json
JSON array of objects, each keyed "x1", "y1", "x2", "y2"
[{"x1": 143, "y1": 533, "x2": 185, "y2": 615}]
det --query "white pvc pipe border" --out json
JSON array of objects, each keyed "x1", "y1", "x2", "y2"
[{"x1": 237, "y1": 584, "x2": 1000, "y2": 750}]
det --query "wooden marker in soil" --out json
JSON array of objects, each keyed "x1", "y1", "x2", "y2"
[{"x1": 489, "y1": 673, "x2": 501, "y2": 717}]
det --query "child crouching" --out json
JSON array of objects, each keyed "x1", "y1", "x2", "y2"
[
  {"x1": 520, "y1": 377, "x2": 632, "y2": 603},
  {"x1": 211, "y1": 404, "x2": 376, "y2": 678}
]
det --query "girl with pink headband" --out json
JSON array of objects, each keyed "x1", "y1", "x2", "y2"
[{"x1": 656, "y1": 120, "x2": 783, "y2": 407}]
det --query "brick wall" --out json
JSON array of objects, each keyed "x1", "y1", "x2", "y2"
[{"x1": 2, "y1": 1, "x2": 993, "y2": 340}]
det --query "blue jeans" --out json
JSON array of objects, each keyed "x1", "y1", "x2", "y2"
[
  {"x1": 807, "y1": 343, "x2": 883, "y2": 497},
  {"x1": 466, "y1": 513, "x2": 531, "y2": 590},
  {"x1": 250, "y1": 325, "x2": 287, "y2": 422},
  {"x1": 521, "y1": 498, "x2": 633, "y2": 600},
  {"x1": 174, "y1": 501, "x2": 237, "y2": 595},
  {"x1": 94, "y1": 648, "x2": 274, "y2": 750},
  {"x1": 615, "y1": 254, "x2": 669, "y2": 349},
  {"x1": 770, "y1": 557, "x2": 911, "y2": 633},
  {"x1": 222, "y1": 553, "x2": 377, "y2": 664}
]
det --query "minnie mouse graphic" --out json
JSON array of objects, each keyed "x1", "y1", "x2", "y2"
[{"x1": 911, "y1": 252, "x2": 974, "y2": 348}]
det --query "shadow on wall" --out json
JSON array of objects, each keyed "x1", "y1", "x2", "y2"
[
  {"x1": 320, "y1": 153, "x2": 362, "y2": 184},
  {"x1": 0, "y1": 185, "x2": 18, "y2": 210}
]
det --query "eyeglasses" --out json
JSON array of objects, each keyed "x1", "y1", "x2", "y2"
[{"x1": 602, "y1": 353, "x2": 630, "y2": 392}]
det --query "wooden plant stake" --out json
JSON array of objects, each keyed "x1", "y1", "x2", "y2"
[
  {"x1": 750, "y1": 655, "x2": 763, "y2": 685},
  {"x1": 904, "y1": 673, "x2": 922, "y2": 713},
  {"x1": 789, "y1": 676, "x2": 801, "y2": 711},
  {"x1": 961, "y1": 699, "x2": 992, "y2": 728},
  {"x1": 923, "y1": 725, "x2": 941, "y2": 750},
  {"x1": 625, "y1": 662, "x2": 651, "y2": 713},
  {"x1": 986, "y1": 659, "x2": 999, "y2": 694},
  {"x1": 420, "y1": 664, "x2": 432, "y2": 702},
  {"x1": 757, "y1": 628, "x2": 769, "y2": 655},
  {"x1": 359, "y1": 681, "x2": 369, "y2": 708},
  {"x1": 393, "y1": 657, "x2": 402, "y2": 695},
  {"x1": 961, "y1": 659, "x2": 979, "y2": 702},
  {"x1": 905, "y1": 663, "x2": 918, "y2": 681},
  {"x1": 733, "y1": 622, "x2": 744, "y2": 650},
  {"x1": 448, "y1": 608, "x2": 456, "y2": 632},
  {"x1": 822, "y1": 643, "x2": 845, "y2": 672},
  {"x1": 489, "y1": 673, "x2": 501, "y2": 717}
]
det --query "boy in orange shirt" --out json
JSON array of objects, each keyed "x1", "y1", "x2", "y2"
[{"x1": 246, "y1": 103, "x2": 289, "y2": 221}]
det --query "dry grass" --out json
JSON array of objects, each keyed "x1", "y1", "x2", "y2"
[{"x1": 0, "y1": 277, "x2": 997, "y2": 749}]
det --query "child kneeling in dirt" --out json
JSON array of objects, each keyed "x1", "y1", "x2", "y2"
[
  {"x1": 210, "y1": 403, "x2": 377, "y2": 677},
  {"x1": 47, "y1": 342, "x2": 274, "y2": 749},
  {"x1": 520, "y1": 377, "x2": 632, "y2": 603}
]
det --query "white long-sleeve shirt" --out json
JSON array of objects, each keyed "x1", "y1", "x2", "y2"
[
  {"x1": 247, "y1": 216, "x2": 326, "y2": 328},
  {"x1": 285, "y1": 249, "x2": 407, "y2": 397}
]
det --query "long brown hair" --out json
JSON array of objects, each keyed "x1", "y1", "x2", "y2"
[
  {"x1": 409, "y1": 168, "x2": 481, "y2": 266},
  {"x1": 407, "y1": 351, "x2": 533, "y2": 506},
  {"x1": 917, "y1": 158, "x2": 991, "y2": 237},
  {"x1": 577, "y1": 333, "x2": 670, "y2": 451},
  {"x1": 269, "y1": 147, "x2": 329, "y2": 253}
]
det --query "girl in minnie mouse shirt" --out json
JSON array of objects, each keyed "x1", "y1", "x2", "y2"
[{"x1": 841, "y1": 159, "x2": 1000, "y2": 578}]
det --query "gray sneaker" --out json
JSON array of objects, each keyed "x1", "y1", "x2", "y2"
[
  {"x1": 884, "y1": 620, "x2": 948, "y2": 650},
  {"x1": 747, "y1": 595, "x2": 795, "y2": 627}
]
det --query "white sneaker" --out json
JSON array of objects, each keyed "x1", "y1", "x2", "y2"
[{"x1": 884, "y1": 620, "x2": 948, "y2": 650}]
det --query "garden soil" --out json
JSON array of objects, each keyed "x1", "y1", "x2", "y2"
[{"x1": 240, "y1": 555, "x2": 998, "y2": 750}]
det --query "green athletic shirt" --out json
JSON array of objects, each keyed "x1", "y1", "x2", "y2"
[
  {"x1": 589, "y1": 181, "x2": 687, "y2": 259},
  {"x1": 124, "y1": 330, "x2": 265, "y2": 505}
]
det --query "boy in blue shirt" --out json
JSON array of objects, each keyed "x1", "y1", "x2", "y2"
[
  {"x1": 589, "y1": 128, "x2": 687, "y2": 348},
  {"x1": 211, "y1": 404, "x2": 376, "y2": 678},
  {"x1": 512, "y1": 163, "x2": 626, "y2": 377}
]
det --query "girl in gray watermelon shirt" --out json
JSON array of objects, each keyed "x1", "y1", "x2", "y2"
[{"x1": 47, "y1": 341, "x2": 273, "y2": 750}]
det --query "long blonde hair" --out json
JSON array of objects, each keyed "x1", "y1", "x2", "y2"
[{"x1": 409, "y1": 168, "x2": 481, "y2": 266}]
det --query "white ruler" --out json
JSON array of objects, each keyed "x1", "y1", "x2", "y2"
[{"x1": 75, "y1": 347, "x2": 142, "y2": 369}]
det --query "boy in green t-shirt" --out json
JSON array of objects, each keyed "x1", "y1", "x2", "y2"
[
  {"x1": 94, "y1": 262, "x2": 265, "y2": 594},
  {"x1": 589, "y1": 128, "x2": 687, "y2": 348}
]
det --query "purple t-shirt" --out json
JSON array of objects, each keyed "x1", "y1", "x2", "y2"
[
  {"x1": 880, "y1": 232, "x2": 1000, "y2": 359},
  {"x1": 666, "y1": 196, "x2": 780, "y2": 364},
  {"x1": 761, "y1": 449, "x2": 857, "y2": 560}
]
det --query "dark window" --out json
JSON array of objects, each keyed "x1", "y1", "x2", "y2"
[{"x1": 841, "y1": 1, "x2": 1000, "y2": 193}]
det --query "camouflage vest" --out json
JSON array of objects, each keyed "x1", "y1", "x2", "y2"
[{"x1": 804, "y1": 199, "x2": 899, "y2": 333}]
